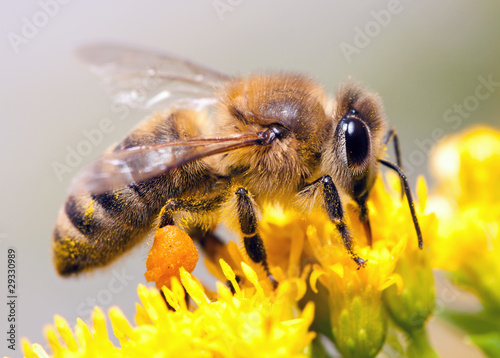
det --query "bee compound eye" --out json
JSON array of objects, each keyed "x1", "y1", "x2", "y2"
[{"x1": 338, "y1": 116, "x2": 371, "y2": 167}]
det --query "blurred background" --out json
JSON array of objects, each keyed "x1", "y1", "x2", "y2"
[{"x1": 1, "y1": 1, "x2": 499, "y2": 357}]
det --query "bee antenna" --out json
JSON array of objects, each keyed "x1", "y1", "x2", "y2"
[{"x1": 378, "y1": 159, "x2": 423, "y2": 249}]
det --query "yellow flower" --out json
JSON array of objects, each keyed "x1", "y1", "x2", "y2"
[
  {"x1": 201, "y1": 171, "x2": 436, "y2": 358},
  {"x1": 23, "y1": 264, "x2": 315, "y2": 358},
  {"x1": 429, "y1": 125, "x2": 500, "y2": 310},
  {"x1": 306, "y1": 175, "x2": 436, "y2": 358},
  {"x1": 431, "y1": 125, "x2": 500, "y2": 208},
  {"x1": 203, "y1": 205, "x2": 312, "y2": 300},
  {"x1": 26, "y1": 146, "x2": 440, "y2": 358}
]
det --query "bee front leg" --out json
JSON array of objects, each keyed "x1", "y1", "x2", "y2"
[
  {"x1": 234, "y1": 188, "x2": 274, "y2": 279},
  {"x1": 384, "y1": 128, "x2": 404, "y2": 198},
  {"x1": 309, "y1": 175, "x2": 367, "y2": 269},
  {"x1": 354, "y1": 194, "x2": 373, "y2": 247}
]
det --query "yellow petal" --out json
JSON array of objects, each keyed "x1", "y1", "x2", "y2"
[
  {"x1": 329, "y1": 263, "x2": 344, "y2": 278},
  {"x1": 180, "y1": 267, "x2": 210, "y2": 306},
  {"x1": 54, "y1": 314, "x2": 78, "y2": 351},
  {"x1": 220, "y1": 258, "x2": 241, "y2": 296},
  {"x1": 309, "y1": 266, "x2": 326, "y2": 293},
  {"x1": 379, "y1": 273, "x2": 404, "y2": 294},
  {"x1": 241, "y1": 262, "x2": 265, "y2": 298},
  {"x1": 109, "y1": 306, "x2": 136, "y2": 342}
]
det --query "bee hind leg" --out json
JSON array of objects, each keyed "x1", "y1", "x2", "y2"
[
  {"x1": 189, "y1": 228, "x2": 244, "y2": 294},
  {"x1": 157, "y1": 196, "x2": 224, "y2": 228},
  {"x1": 160, "y1": 285, "x2": 190, "y2": 311},
  {"x1": 157, "y1": 191, "x2": 277, "y2": 286}
]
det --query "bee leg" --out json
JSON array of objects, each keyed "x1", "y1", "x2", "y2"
[
  {"x1": 189, "y1": 229, "x2": 244, "y2": 294},
  {"x1": 320, "y1": 175, "x2": 367, "y2": 268},
  {"x1": 379, "y1": 159, "x2": 424, "y2": 249},
  {"x1": 189, "y1": 228, "x2": 224, "y2": 258},
  {"x1": 160, "y1": 286, "x2": 190, "y2": 311},
  {"x1": 235, "y1": 188, "x2": 276, "y2": 285},
  {"x1": 225, "y1": 275, "x2": 242, "y2": 295},
  {"x1": 355, "y1": 195, "x2": 373, "y2": 247},
  {"x1": 157, "y1": 196, "x2": 223, "y2": 228},
  {"x1": 384, "y1": 128, "x2": 404, "y2": 198}
]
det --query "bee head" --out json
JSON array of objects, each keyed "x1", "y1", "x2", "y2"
[
  {"x1": 336, "y1": 108, "x2": 372, "y2": 174},
  {"x1": 321, "y1": 82, "x2": 388, "y2": 197}
]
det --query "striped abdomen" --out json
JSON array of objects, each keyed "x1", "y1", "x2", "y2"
[{"x1": 53, "y1": 110, "x2": 215, "y2": 275}]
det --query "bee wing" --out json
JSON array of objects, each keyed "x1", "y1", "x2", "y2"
[
  {"x1": 77, "y1": 43, "x2": 233, "y2": 111},
  {"x1": 69, "y1": 133, "x2": 261, "y2": 195}
]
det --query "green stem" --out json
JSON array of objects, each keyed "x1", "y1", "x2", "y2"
[
  {"x1": 406, "y1": 328, "x2": 439, "y2": 358},
  {"x1": 310, "y1": 336, "x2": 332, "y2": 358}
]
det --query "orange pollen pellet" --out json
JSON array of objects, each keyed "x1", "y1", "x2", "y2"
[{"x1": 145, "y1": 226, "x2": 198, "y2": 289}]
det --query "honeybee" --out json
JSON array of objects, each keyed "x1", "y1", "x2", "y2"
[{"x1": 53, "y1": 44, "x2": 422, "y2": 277}]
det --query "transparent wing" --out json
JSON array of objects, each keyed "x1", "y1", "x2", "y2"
[
  {"x1": 69, "y1": 133, "x2": 262, "y2": 195},
  {"x1": 77, "y1": 43, "x2": 233, "y2": 111}
]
